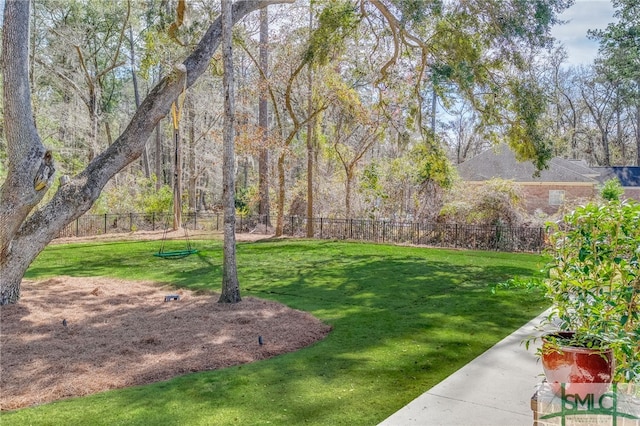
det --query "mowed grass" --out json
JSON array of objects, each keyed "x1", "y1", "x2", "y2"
[{"x1": 2, "y1": 238, "x2": 547, "y2": 425}]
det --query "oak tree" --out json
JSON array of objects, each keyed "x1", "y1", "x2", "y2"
[{"x1": 0, "y1": 0, "x2": 292, "y2": 305}]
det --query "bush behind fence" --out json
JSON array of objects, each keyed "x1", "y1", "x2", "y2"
[
  {"x1": 57, "y1": 212, "x2": 545, "y2": 252},
  {"x1": 286, "y1": 217, "x2": 545, "y2": 252}
]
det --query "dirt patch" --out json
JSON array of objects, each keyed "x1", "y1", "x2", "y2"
[{"x1": 0, "y1": 276, "x2": 331, "y2": 411}]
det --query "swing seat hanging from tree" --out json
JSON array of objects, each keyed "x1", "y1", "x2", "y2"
[
  {"x1": 154, "y1": 86, "x2": 197, "y2": 259},
  {"x1": 154, "y1": 225, "x2": 197, "y2": 259}
]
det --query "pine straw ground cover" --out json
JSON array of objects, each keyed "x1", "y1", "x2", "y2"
[
  {"x1": 1, "y1": 276, "x2": 330, "y2": 410},
  {"x1": 1, "y1": 237, "x2": 547, "y2": 425}
]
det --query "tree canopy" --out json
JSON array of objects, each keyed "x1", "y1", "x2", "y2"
[{"x1": 7, "y1": 0, "x2": 637, "y2": 305}]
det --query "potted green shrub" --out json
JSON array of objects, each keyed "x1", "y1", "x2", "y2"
[
  {"x1": 496, "y1": 180, "x2": 639, "y2": 399},
  {"x1": 535, "y1": 196, "x2": 640, "y2": 394}
]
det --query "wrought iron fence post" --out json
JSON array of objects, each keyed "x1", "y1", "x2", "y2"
[
  {"x1": 382, "y1": 221, "x2": 386, "y2": 243},
  {"x1": 454, "y1": 224, "x2": 458, "y2": 248}
]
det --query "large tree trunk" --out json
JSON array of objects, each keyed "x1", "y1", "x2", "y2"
[
  {"x1": 345, "y1": 168, "x2": 353, "y2": 220},
  {"x1": 172, "y1": 124, "x2": 183, "y2": 230},
  {"x1": 305, "y1": 7, "x2": 314, "y2": 238},
  {"x1": 0, "y1": 1, "x2": 53, "y2": 304},
  {"x1": 0, "y1": 0, "x2": 291, "y2": 305},
  {"x1": 129, "y1": 25, "x2": 151, "y2": 178},
  {"x1": 219, "y1": 0, "x2": 241, "y2": 304},
  {"x1": 188, "y1": 100, "x2": 198, "y2": 212},
  {"x1": 171, "y1": 89, "x2": 184, "y2": 231},
  {"x1": 275, "y1": 152, "x2": 286, "y2": 237},
  {"x1": 155, "y1": 122, "x2": 163, "y2": 190},
  {"x1": 636, "y1": 102, "x2": 640, "y2": 166},
  {"x1": 258, "y1": 8, "x2": 271, "y2": 227},
  {"x1": 306, "y1": 115, "x2": 314, "y2": 236}
]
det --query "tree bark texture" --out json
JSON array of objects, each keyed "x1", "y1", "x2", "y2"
[
  {"x1": 636, "y1": 102, "x2": 640, "y2": 166},
  {"x1": 305, "y1": 39, "x2": 314, "y2": 236},
  {"x1": 172, "y1": 126, "x2": 183, "y2": 230},
  {"x1": 1, "y1": 0, "x2": 292, "y2": 304},
  {"x1": 188, "y1": 100, "x2": 198, "y2": 212},
  {"x1": 305, "y1": 7, "x2": 314, "y2": 237},
  {"x1": 155, "y1": 122, "x2": 163, "y2": 190},
  {"x1": 128, "y1": 25, "x2": 151, "y2": 178},
  {"x1": 1, "y1": 1, "x2": 52, "y2": 304},
  {"x1": 258, "y1": 7, "x2": 270, "y2": 226},
  {"x1": 219, "y1": 0, "x2": 241, "y2": 304},
  {"x1": 275, "y1": 153, "x2": 286, "y2": 237},
  {"x1": 345, "y1": 169, "x2": 353, "y2": 220}
]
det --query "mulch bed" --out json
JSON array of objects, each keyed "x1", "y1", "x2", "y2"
[{"x1": 0, "y1": 276, "x2": 331, "y2": 410}]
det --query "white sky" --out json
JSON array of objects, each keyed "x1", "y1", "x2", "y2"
[{"x1": 551, "y1": 0, "x2": 616, "y2": 66}]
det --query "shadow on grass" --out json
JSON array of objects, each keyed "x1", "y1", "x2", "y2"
[{"x1": 6, "y1": 239, "x2": 546, "y2": 425}]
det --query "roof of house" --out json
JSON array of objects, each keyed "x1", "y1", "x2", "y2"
[
  {"x1": 593, "y1": 167, "x2": 640, "y2": 187},
  {"x1": 456, "y1": 144, "x2": 597, "y2": 183}
]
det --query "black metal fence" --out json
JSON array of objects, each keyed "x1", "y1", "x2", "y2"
[
  {"x1": 286, "y1": 217, "x2": 545, "y2": 252},
  {"x1": 56, "y1": 212, "x2": 545, "y2": 252},
  {"x1": 55, "y1": 212, "x2": 263, "y2": 238}
]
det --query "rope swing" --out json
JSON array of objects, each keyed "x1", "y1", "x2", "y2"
[{"x1": 155, "y1": 72, "x2": 196, "y2": 259}]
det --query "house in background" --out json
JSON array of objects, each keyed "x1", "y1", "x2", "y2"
[
  {"x1": 593, "y1": 166, "x2": 640, "y2": 201},
  {"x1": 456, "y1": 144, "x2": 600, "y2": 215}
]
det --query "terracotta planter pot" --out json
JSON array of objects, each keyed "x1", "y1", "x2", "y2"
[{"x1": 541, "y1": 332, "x2": 615, "y2": 398}]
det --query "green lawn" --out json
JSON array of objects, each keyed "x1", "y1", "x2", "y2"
[{"x1": 2, "y1": 238, "x2": 547, "y2": 425}]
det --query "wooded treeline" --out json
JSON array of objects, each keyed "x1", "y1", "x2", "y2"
[
  {"x1": 6, "y1": 0, "x2": 640, "y2": 304},
  {"x1": 0, "y1": 0, "x2": 640, "y2": 228},
  {"x1": 1, "y1": 0, "x2": 638, "y2": 227}
]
